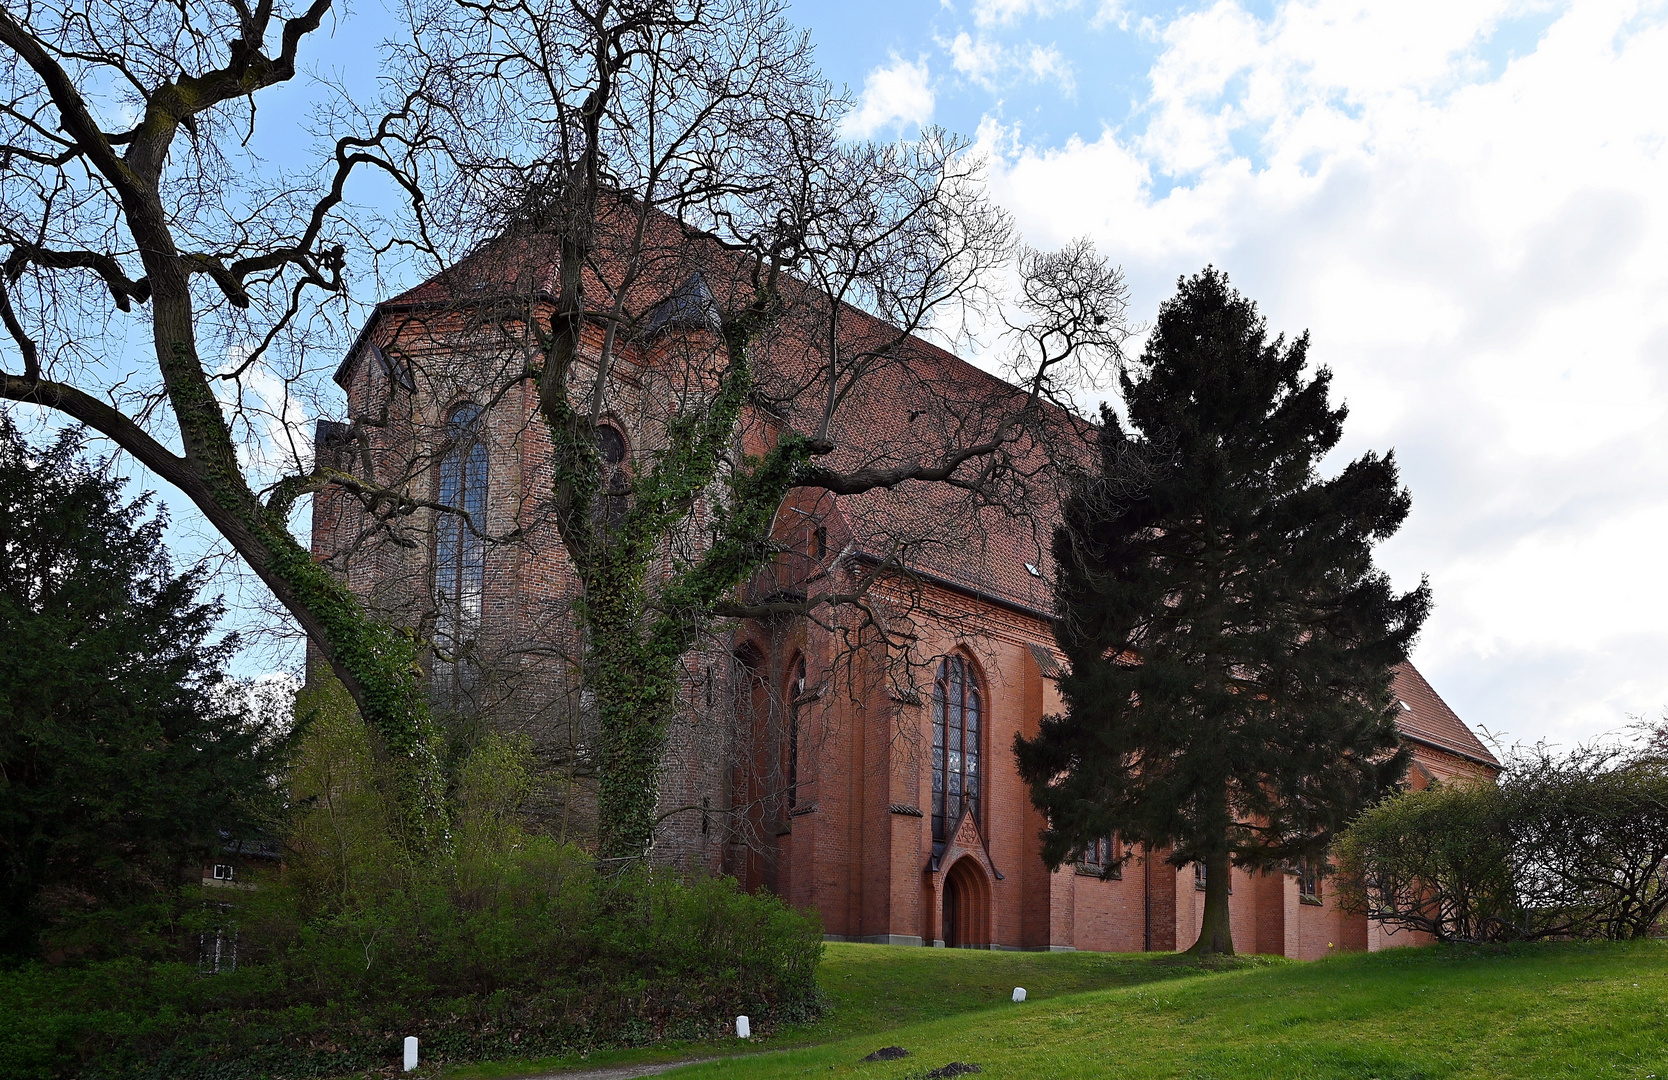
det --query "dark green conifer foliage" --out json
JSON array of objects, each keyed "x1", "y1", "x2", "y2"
[
  {"x1": 0, "y1": 419, "x2": 289, "y2": 959},
  {"x1": 1014, "y1": 268, "x2": 1431, "y2": 955}
]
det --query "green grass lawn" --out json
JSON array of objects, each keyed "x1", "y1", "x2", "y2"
[
  {"x1": 445, "y1": 944, "x2": 1249, "y2": 1078},
  {"x1": 660, "y1": 940, "x2": 1668, "y2": 1080},
  {"x1": 449, "y1": 939, "x2": 1668, "y2": 1079}
]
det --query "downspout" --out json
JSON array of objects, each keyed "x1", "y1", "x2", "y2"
[{"x1": 1143, "y1": 843, "x2": 1152, "y2": 952}]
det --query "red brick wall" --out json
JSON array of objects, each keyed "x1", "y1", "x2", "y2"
[{"x1": 312, "y1": 308, "x2": 1487, "y2": 962}]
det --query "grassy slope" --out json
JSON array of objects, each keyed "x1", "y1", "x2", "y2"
[
  {"x1": 446, "y1": 945, "x2": 1250, "y2": 1078},
  {"x1": 800, "y1": 943, "x2": 1278, "y2": 1042},
  {"x1": 663, "y1": 941, "x2": 1668, "y2": 1080}
]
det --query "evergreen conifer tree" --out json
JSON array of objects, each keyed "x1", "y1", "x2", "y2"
[
  {"x1": 0, "y1": 418, "x2": 290, "y2": 959},
  {"x1": 1015, "y1": 268, "x2": 1431, "y2": 955}
]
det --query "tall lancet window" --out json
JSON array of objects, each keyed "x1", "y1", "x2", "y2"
[
  {"x1": 786, "y1": 655, "x2": 806, "y2": 810},
  {"x1": 594, "y1": 423, "x2": 628, "y2": 532},
  {"x1": 435, "y1": 403, "x2": 487, "y2": 699},
  {"x1": 931, "y1": 655, "x2": 982, "y2": 843}
]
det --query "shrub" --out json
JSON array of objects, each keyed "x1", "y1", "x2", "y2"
[
  {"x1": 1505, "y1": 744, "x2": 1668, "y2": 940},
  {"x1": 0, "y1": 865, "x2": 820, "y2": 1080},
  {"x1": 0, "y1": 678, "x2": 825, "y2": 1079},
  {"x1": 1334, "y1": 780, "x2": 1516, "y2": 943},
  {"x1": 1336, "y1": 740, "x2": 1668, "y2": 944}
]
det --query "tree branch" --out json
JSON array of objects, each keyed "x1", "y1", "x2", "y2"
[
  {"x1": 5, "y1": 243, "x2": 151, "y2": 310},
  {"x1": 794, "y1": 436, "x2": 1011, "y2": 495},
  {"x1": 0, "y1": 372, "x2": 190, "y2": 488}
]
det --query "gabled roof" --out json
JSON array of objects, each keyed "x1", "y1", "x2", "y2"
[
  {"x1": 1391, "y1": 661, "x2": 1499, "y2": 769},
  {"x1": 342, "y1": 212, "x2": 1079, "y2": 616}
]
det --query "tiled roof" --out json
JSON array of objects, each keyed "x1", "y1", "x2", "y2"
[
  {"x1": 1391, "y1": 661, "x2": 1499, "y2": 768},
  {"x1": 348, "y1": 214, "x2": 1080, "y2": 615},
  {"x1": 765, "y1": 326, "x2": 1069, "y2": 618}
]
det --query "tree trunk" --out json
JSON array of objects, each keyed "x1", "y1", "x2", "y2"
[
  {"x1": 592, "y1": 634, "x2": 678, "y2": 861},
  {"x1": 1189, "y1": 850, "x2": 1236, "y2": 956},
  {"x1": 139, "y1": 240, "x2": 446, "y2": 849}
]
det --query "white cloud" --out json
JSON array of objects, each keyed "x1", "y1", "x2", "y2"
[
  {"x1": 1026, "y1": 44, "x2": 1076, "y2": 95},
  {"x1": 972, "y1": 0, "x2": 1077, "y2": 27},
  {"x1": 975, "y1": 0, "x2": 1668, "y2": 745},
  {"x1": 214, "y1": 345, "x2": 314, "y2": 485},
  {"x1": 946, "y1": 32, "x2": 1076, "y2": 95},
  {"x1": 1090, "y1": 0, "x2": 1130, "y2": 30},
  {"x1": 843, "y1": 55, "x2": 936, "y2": 138},
  {"x1": 950, "y1": 31, "x2": 1007, "y2": 87}
]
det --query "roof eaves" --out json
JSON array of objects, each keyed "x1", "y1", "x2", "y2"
[
  {"x1": 335, "y1": 299, "x2": 444, "y2": 387},
  {"x1": 849, "y1": 548, "x2": 1054, "y2": 623},
  {"x1": 334, "y1": 289, "x2": 570, "y2": 387},
  {"x1": 1398, "y1": 730, "x2": 1502, "y2": 772}
]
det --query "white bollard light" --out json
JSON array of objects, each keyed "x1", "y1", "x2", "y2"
[
  {"x1": 403, "y1": 1036, "x2": 418, "y2": 1072},
  {"x1": 736, "y1": 1015, "x2": 751, "y2": 1039},
  {"x1": 1012, "y1": 987, "x2": 1027, "y2": 1003}
]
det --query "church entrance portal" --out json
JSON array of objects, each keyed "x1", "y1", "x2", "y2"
[{"x1": 941, "y1": 857, "x2": 989, "y2": 948}]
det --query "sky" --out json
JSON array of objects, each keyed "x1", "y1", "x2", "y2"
[
  {"x1": 25, "y1": 0, "x2": 1660, "y2": 753},
  {"x1": 772, "y1": 0, "x2": 1668, "y2": 753}
]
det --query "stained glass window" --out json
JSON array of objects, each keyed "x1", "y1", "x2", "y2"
[
  {"x1": 435, "y1": 403, "x2": 487, "y2": 699},
  {"x1": 786, "y1": 655, "x2": 805, "y2": 809},
  {"x1": 1298, "y1": 856, "x2": 1323, "y2": 903},
  {"x1": 1081, "y1": 835, "x2": 1123, "y2": 879},
  {"x1": 594, "y1": 423, "x2": 627, "y2": 531},
  {"x1": 931, "y1": 655, "x2": 982, "y2": 842}
]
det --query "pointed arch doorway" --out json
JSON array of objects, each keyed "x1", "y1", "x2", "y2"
[{"x1": 941, "y1": 856, "x2": 991, "y2": 948}]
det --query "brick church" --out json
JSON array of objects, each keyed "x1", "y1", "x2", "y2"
[{"x1": 310, "y1": 232, "x2": 1499, "y2": 961}]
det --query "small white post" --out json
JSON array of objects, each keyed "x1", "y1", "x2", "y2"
[
  {"x1": 1012, "y1": 987, "x2": 1027, "y2": 1002},
  {"x1": 736, "y1": 1015, "x2": 751, "y2": 1039},
  {"x1": 403, "y1": 1036, "x2": 418, "y2": 1071}
]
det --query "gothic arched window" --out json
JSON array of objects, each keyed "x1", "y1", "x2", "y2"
[
  {"x1": 786, "y1": 654, "x2": 806, "y2": 809},
  {"x1": 932, "y1": 655, "x2": 982, "y2": 842},
  {"x1": 435, "y1": 403, "x2": 487, "y2": 697},
  {"x1": 594, "y1": 422, "x2": 628, "y2": 531}
]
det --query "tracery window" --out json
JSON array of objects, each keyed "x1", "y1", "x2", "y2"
[
  {"x1": 594, "y1": 422, "x2": 628, "y2": 531},
  {"x1": 931, "y1": 655, "x2": 982, "y2": 843},
  {"x1": 1297, "y1": 856, "x2": 1323, "y2": 904},
  {"x1": 1080, "y1": 834, "x2": 1123, "y2": 879},
  {"x1": 435, "y1": 403, "x2": 487, "y2": 699}
]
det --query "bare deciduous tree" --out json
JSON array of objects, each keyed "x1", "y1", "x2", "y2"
[
  {"x1": 0, "y1": 0, "x2": 457, "y2": 840},
  {"x1": 0, "y1": 0, "x2": 1131, "y2": 858}
]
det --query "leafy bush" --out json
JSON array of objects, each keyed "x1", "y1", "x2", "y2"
[
  {"x1": 1334, "y1": 781, "x2": 1516, "y2": 943},
  {"x1": 1504, "y1": 743, "x2": 1668, "y2": 940},
  {"x1": 0, "y1": 678, "x2": 824, "y2": 1079},
  {"x1": 1336, "y1": 740, "x2": 1668, "y2": 943}
]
